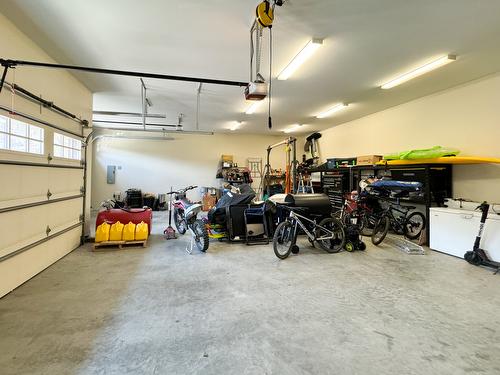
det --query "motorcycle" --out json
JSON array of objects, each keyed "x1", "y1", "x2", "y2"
[{"x1": 168, "y1": 185, "x2": 209, "y2": 252}]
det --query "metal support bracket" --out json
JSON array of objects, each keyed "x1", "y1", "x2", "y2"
[
  {"x1": 0, "y1": 58, "x2": 248, "y2": 88},
  {"x1": 0, "y1": 60, "x2": 13, "y2": 92},
  {"x1": 46, "y1": 189, "x2": 52, "y2": 199},
  {"x1": 46, "y1": 225, "x2": 51, "y2": 236}
]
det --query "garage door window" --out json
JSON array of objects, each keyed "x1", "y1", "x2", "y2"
[
  {"x1": 0, "y1": 115, "x2": 44, "y2": 154},
  {"x1": 53, "y1": 132, "x2": 82, "y2": 160}
]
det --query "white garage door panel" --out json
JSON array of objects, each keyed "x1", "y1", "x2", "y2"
[
  {"x1": 48, "y1": 168, "x2": 84, "y2": 196},
  {"x1": 0, "y1": 199, "x2": 83, "y2": 258},
  {"x1": 0, "y1": 226, "x2": 81, "y2": 298},
  {"x1": 0, "y1": 165, "x2": 83, "y2": 208},
  {"x1": 0, "y1": 165, "x2": 50, "y2": 202}
]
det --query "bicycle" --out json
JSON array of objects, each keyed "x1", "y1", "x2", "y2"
[
  {"x1": 273, "y1": 205, "x2": 345, "y2": 259},
  {"x1": 371, "y1": 199, "x2": 426, "y2": 246},
  {"x1": 333, "y1": 191, "x2": 382, "y2": 236}
]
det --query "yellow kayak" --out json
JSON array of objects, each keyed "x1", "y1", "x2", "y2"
[{"x1": 376, "y1": 156, "x2": 500, "y2": 166}]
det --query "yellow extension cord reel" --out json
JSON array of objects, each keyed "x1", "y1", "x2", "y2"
[{"x1": 256, "y1": 1, "x2": 274, "y2": 28}]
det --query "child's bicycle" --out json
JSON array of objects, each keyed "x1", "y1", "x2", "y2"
[{"x1": 273, "y1": 204, "x2": 345, "y2": 259}]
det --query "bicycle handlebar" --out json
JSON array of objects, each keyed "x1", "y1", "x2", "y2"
[{"x1": 167, "y1": 185, "x2": 198, "y2": 195}]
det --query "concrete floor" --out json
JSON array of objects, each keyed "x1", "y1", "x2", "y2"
[{"x1": 1, "y1": 213, "x2": 500, "y2": 375}]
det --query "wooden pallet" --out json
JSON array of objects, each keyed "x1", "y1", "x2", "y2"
[{"x1": 93, "y1": 239, "x2": 148, "y2": 251}]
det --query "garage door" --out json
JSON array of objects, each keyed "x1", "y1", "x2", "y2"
[{"x1": 0, "y1": 87, "x2": 88, "y2": 297}]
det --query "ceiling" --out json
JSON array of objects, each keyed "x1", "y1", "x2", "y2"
[{"x1": 2, "y1": 0, "x2": 500, "y2": 135}]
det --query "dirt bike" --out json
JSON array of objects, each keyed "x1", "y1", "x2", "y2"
[{"x1": 168, "y1": 185, "x2": 209, "y2": 252}]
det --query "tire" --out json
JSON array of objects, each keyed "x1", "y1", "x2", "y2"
[
  {"x1": 464, "y1": 251, "x2": 481, "y2": 266},
  {"x1": 332, "y1": 209, "x2": 343, "y2": 220},
  {"x1": 372, "y1": 215, "x2": 390, "y2": 246},
  {"x1": 273, "y1": 221, "x2": 295, "y2": 259},
  {"x1": 316, "y1": 217, "x2": 345, "y2": 253},
  {"x1": 174, "y1": 208, "x2": 187, "y2": 235},
  {"x1": 361, "y1": 213, "x2": 377, "y2": 236},
  {"x1": 192, "y1": 220, "x2": 209, "y2": 252},
  {"x1": 358, "y1": 241, "x2": 366, "y2": 251},
  {"x1": 345, "y1": 242, "x2": 355, "y2": 252},
  {"x1": 404, "y1": 212, "x2": 426, "y2": 240}
]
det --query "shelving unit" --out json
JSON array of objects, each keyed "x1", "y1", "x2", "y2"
[{"x1": 310, "y1": 163, "x2": 453, "y2": 242}]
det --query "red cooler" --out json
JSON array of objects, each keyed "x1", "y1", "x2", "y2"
[{"x1": 96, "y1": 208, "x2": 153, "y2": 234}]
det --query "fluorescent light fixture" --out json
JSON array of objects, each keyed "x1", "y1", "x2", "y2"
[
  {"x1": 277, "y1": 38, "x2": 323, "y2": 80},
  {"x1": 381, "y1": 54, "x2": 457, "y2": 89},
  {"x1": 283, "y1": 124, "x2": 304, "y2": 133},
  {"x1": 316, "y1": 103, "x2": 348, "y2": 119},
  {"x1": 230, "y1": 121, "x2": 243, "y2": 131},
  {"x1": 245, "y1": 101, "x2": 263, "y2": 115}
]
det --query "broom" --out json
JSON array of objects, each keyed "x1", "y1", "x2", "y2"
[{"x1": 164, "y1": 187, "x2": 177, "y2": 240}]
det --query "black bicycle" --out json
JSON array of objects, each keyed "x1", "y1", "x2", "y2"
[
  {"x1": 273, "y1": 205, "x2": 345, "y2": 259},
  {"x1": 371, "y1": 201, "x2": 426, "y2": 245}
]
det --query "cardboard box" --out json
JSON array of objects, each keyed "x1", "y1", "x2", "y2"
[
  {"x1": 202, "y1": 194, "x2": 217, "y2": 211},
  {"x1": 356, "y1": 155, "x2": 383, "y2": 166},
  {"x1": 221, "y1": 154, "x2": 233, "y2": 163}
]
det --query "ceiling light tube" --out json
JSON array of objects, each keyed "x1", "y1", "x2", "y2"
[
  {"x1": 230, "y1": 121, "x2": 243, "y2": 131},
  {"x1": 381, "y1": 55, "x2": 457, "y2": 89},
  {"x1": 245, "y1": 101, "x2": 262, "y2": 115},
  {"x1": 277, "y1": 38, "x2": 323, "y2": 80},
  {"x1": 316, "y1": 103, "x2": 348, "y2": 119},
  {"x1": 283, "y1": 124, "x2": 303, "y2": 133}
]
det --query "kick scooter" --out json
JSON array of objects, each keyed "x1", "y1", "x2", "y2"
[{"x1": 464, "y1": 202, "x2": 500, "y2": 273}]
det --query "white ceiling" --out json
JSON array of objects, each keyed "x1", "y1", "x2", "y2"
[{"x1": 2, "y1": 0, "x2": 500, "y2": 134}]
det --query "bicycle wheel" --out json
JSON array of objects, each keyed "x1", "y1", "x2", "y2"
[
  {"x1": 371, "y1": 215, "x2": 390, "y2": 246},
  {"x1": 404, "y1": 212, "x2": 426, "y2": 240},
  {"x1": 360, "y1": 211, "x2": 378, "y2": 236},
  {"x1": 192, "y1": 219, "x2": 209, "y2": 252},
  {"x1": 332, "y1": 209, "x2": 343, "y2": 220},
  {"x1": 316, "y1": 217, "x2": 345, "y2": 253},
  {"x1": 174, "y1": 209, "x2": 187, "y2": 235},
  {"x1": 273, "y1": 221, "x2": 295, "y2": 259}
]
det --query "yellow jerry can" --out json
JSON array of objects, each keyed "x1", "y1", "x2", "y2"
[
  {"x1": 95, "y1": 222, "x2": 111, "y2": 243},
  {"x1": 109, "y1": 221, "x2": 125, "y2": 241},
  {"x1": 135, "y1": 221, "x2": 149, "y2": 241},
  {"x1": 122, "y1": 222, "x2": 136, "y2": 241}
]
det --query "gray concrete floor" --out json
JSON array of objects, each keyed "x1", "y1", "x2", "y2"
[{"x1": 1, "y1": 212, "x2": 500, "y2": 375}]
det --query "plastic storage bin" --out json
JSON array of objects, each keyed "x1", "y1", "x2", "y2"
[
  {"x1": 135, "y1": 221, "x2": 149, "y2": 241},
  {"x1": 122, "y1": 222, "x2": 136, "y2": 241},
  {"x1": 109, "y1": 221, "x2": 124, "y2": 241},
  {"x1": 95, "y1": 222, "x2": 111, "y2": 243}
]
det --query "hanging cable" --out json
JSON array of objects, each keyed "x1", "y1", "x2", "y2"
[
  {"x1": 10, "y1": 69, "x2": 15, "y2": 117},
  {"x1": 268, "y1": 26, "x2": 273, "y2": 129},
  {"x1": 250, "y1": 22, "x2": 254, "y2": 82}
]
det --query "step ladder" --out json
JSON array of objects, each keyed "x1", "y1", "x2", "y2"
[
  {"x1": 247, "y1": 158, "x2": 263, "y2": 199},
  {"x1": 297, "y1": 173, "x2": 314, "y2": 194}
]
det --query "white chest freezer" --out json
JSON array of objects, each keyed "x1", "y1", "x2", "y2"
[{"x1": 429, "y1": 207, "x2": 500, "y2": 262}]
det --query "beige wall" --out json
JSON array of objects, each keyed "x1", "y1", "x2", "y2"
[
  {"x1": 91, "y1": 133, "x2": 289, "y2": 208},
  {"x1": 0, "y1": 12, "x2": 93, "y2": 297},
  {"x1": 315, "y1": 73, "x2": 500, "y2": 202}
]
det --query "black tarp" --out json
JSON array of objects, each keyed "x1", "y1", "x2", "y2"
[{"x1": 207, "y1": 185, "x2": 256, "y2": 225}]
